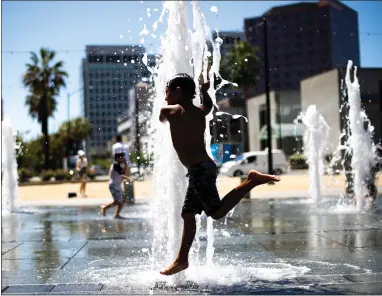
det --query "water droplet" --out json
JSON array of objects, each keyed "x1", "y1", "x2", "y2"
[
  {"x1": 210, "y1": 6, "x2": 218, "y2": 13},
  {"x1": 222, "y1": 230, "x2": 231, "y2": 237},
  {"x1": 120, "y1": 34, "x2": 123, "y2": 39},
  {"x1": 220, "y1": 134, "x2": 224, "y2": 138}
]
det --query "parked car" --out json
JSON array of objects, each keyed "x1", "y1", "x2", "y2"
[
  {"x1": 89, "y1": 165, "x2": 108, "y2": 176},
  {"x1": 219, "y1": 150, "x2": 288, "y2": 177},
  {"x1": 130, "y1": 165, "x2": 146, "y2": 179}
]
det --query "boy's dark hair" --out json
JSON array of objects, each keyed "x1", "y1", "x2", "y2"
[
  {"x1": 115, "y1": 135, "x2": 122, "y2": 142},
  {"x1": 166, "y1": 73, "x2": 196, "y2": 99}
]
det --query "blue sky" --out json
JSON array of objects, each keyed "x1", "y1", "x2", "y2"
[{"x1": 2, "y1": 1, "x2": 382, "y2": 140}]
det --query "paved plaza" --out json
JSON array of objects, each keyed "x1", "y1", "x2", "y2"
[{"x1": 2, "y1": 194, "x2": 382, "y2": 294}]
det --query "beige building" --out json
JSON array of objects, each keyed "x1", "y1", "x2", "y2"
[
  {"x1": 246, "y1": 90, "x2": 303, "y2": 156},
  {"x1": 301, "y1": 67, "x2": 382, "y2": 152},
  {"x1": 247, "y1": 67, "x2": 382, "y2": 157}
]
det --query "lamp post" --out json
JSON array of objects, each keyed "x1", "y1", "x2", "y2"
[
  {"x1": 65, "y1": 88, "x2": 83, "y2": 169},
  {"x1": 263, "y1": 17, "x2": 274, "y2": 175},
  {"x1": 134, "y1": 88, "x2": 141, "y2": 179}
]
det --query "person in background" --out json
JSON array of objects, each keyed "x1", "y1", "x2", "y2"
[
  {"x1": 101, "y1": 152, "x2": 130, "y2": 219},
  {"x1": 112, "y1": 134, "x2": 134, "y2": 204},
  {"x1": 76, "y1": 150, "x2": 88, "y2": 197},
  {"x1": 112, "y1": 135, "x2": 131, "y2": 167},
  {"x1": 365, "y1": 145, "x2": 382, "y2": 208}
]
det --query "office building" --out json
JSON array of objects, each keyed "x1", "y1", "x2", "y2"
[
  {"x1": 244, "y1": 0, "x2": 360, "y2": 95},
  {"x1": 81, "y1": 45, "x2": 151, "y2": 155}
]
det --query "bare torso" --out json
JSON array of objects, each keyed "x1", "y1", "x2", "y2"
[{"x1": 168, "y1": 105, "x2": 212, "y2": 168}]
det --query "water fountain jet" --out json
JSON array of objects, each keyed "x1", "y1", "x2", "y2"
[
  {"x1": 344, "y1": 60, "x2": 376, "y2": 211},
  {"x1": 299, "y1": 105, "x2": 329, "y2": 204},
  {"x1": 1, "y1": 118, "x2": 19, "y2": 214}
]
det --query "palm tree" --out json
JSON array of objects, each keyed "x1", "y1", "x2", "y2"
[
  {"x1": 220, "y1": 40, "x2": 260, "y2": 100},
  {"x1": 23, "y1": 48, "x2": 68, "y2": 169}
]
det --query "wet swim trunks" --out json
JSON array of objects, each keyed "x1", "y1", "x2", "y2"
[{"x1": 182, "y1": 161, "x2": 221, "y2": 217}]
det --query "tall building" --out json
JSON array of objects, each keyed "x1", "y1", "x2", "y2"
[
  {"x1": 81, "y1": 45, "x2": 151, "y2": 155},
  {"x1": 117, "y1": 81, "x2": 153, "y2": 154},
  {"x1": 244, "y1": 0, "x2": 360, "y2": 95}
]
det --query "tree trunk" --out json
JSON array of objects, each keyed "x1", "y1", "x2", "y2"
[
  {"x1": 244, "y1": 85, "x2": 249, "y2": 101},
  {"x1": 41, "y1": 95, "x2": 50, "y2": 170},
  {"x1": 41, "y1": 118, "x2": 50, "y2": 170}
]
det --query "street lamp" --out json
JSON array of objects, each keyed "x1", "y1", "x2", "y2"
[
  {"x1": 65, "y1": 88, "x2": 83, "y2": 169},
  {"x1": 263, "y1": 17, "x2": 274, "y2": 175}
]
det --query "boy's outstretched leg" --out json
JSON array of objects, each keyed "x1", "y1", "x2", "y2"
[
  {"x1": 211, "y1": 170, "x2": 280, "y2": 220},
  {"x1": 160, "y1": 213, "x2": 196, "y2": 275},
  {"x1": 100, "y1": 201, "x2": 116, "y2": 216}
]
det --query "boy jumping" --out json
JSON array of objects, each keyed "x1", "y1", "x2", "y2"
[{"x1": 159, "y1": 73, "x2": 280, "y2": 276}]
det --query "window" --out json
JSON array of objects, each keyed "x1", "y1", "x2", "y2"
[
  {"x1": 106, "y1": 55, "x2": 120, "y2": 63},
  {"x1": 246, "y1": 156, "x2": 257, "y2": 163}
]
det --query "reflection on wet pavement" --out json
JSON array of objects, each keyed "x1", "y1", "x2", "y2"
[{"x1": 2, "y1": 197, "x2": 382, "y2": 294}]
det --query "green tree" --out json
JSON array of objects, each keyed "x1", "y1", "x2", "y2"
[
  {"x1": 220, "y1": 41, "x2": 260, "y2": 100},
  {"x1": 56, "y1": 117, "x2": 93, "y2": 155},
  {"x1": 16, "y1": 134, "x2": 44, "y2": 173},
  {"x1": 23, "y1": 48, "x2": 68, "y2": 169}
]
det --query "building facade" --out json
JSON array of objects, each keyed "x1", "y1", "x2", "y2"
[
  {"x1": 244, "y1": 0, "x2": 360, "y2": 95},
  {"x1": 117, "y1": 81, "x2": 153, "y2": 155},
  {"x1": 81, "y1": 45, "x2": 151, "y2": 155},
  {"x1": 246, "y1": 90, "x2": 303, "y2": 156}
]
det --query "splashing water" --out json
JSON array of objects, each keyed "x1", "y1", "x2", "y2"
[
  {"x1": 345, "y1": 61, "x2": 376, "y2": 211},
  {"x1": 147, "y1": 1, "x2": 312, "y2": 287},
  {"x1": 149, "y1": 1, "x2": 225, "y2": 284},
  {"x1": 1, "y1": 118, "x2": 19, "y2": 214},
  {"x1": 82, "y1": 262, "x2": 311, "y2": 292},
  {"x1": 298, "y1": 105, "x2": 329, "y2": 203}
]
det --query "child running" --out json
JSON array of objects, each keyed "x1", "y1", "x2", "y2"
[
  {"x1": 100, "y1": 152, "x2": 130, "y2": 219},
  {"x1": 159, "y1": 73, "x2": 280, "y2": 276}
]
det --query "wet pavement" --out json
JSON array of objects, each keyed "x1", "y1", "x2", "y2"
[{"x1": 2, "y1": 196, "x2": 382, "y2": 294}]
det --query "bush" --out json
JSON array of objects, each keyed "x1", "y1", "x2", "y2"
[
  {"x1": 54, "y1": 169, "x2": 69, "y2": 181},
  {"x1": 90, "y1": 158, "x2": 111, "y2": 171},
  {"x1": 41, "y1": 170, "x2": 55, "y2": 181},
  {"x1": 18, "y1": 168, "x2": 34, "y2": 183},
  {"x1": 289, "y1": 153, "x2": 308, "y2": 169}
]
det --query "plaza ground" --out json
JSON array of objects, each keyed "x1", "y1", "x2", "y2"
[
  {"x1": 18, "y1": 170, "x2": 382, "y2": 205},
  {"x1": 2, "y1": 193, "x2": 382, "y2": 294}
]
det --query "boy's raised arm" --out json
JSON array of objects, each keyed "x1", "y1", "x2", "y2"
[{"x1": 201, "y1": 82, "x2": 213, "y2": 116}]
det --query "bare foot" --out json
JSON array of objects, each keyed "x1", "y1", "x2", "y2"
[
  {"x1": 160, "y1": 260, "x2": 189, "y2": 276},
  {"x1": 114, "y1": 215, "x2": 127, "y2": 219},
  {"x1": 247, "y1": 170, "x2": 280, "y2": 187},
  {"x1": 100, "y1": 206, "x2": 106, "y2": 216}
]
